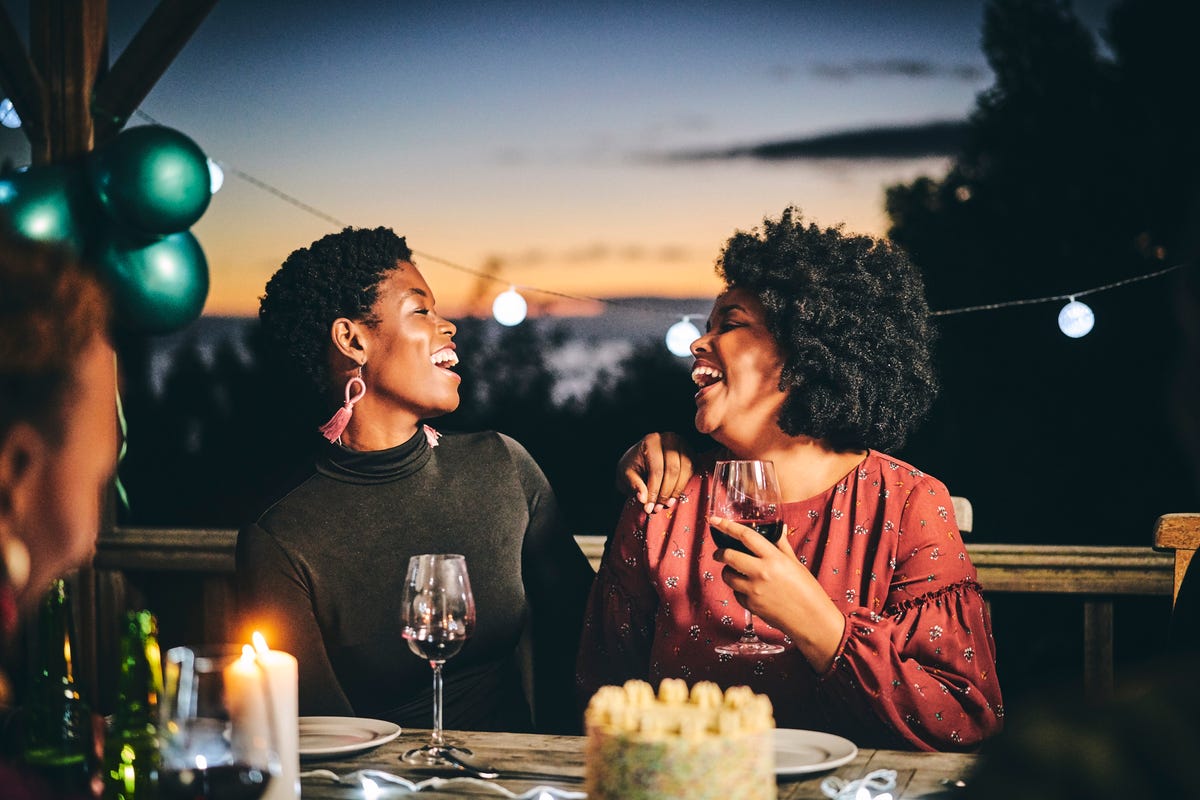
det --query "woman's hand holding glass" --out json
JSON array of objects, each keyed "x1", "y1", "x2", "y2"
[
  {"x1": 706, "y1": 459, "x2": 786, "y2": 655},
  {"x1": 709, "y1": 514, "x2": 847, "y2": 673}
]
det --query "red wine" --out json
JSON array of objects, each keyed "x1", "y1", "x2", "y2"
[
  {"x1": 159, "y1": 764, "x2": 272, "y2": 800},
  {"x1": 712, "y1": 520, "x2": 784, "y2": 555},
  {"x1": 404, "y1": 628, "x2": 467, "y2": 662}
]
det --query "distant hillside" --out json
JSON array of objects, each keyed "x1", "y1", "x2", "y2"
[{"x1": 142, "y1": 297, "x2": 713, "y2": 402}]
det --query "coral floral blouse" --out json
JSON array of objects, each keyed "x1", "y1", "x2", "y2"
[{"x1": 577, "y1": 450, "x2": 1004, "y2": 751}]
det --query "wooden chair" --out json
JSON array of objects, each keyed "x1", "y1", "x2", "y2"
[
  {"x1": 1153, "y1": 513, "x2": 1200, "y2": 606},
  {"x1": 951, "y1": 496, "x2": 973, "y2": 534}
]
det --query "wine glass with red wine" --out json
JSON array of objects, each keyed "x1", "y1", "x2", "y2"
[
  {"x1": 400, "y1": 553, "x2": 477, "y2": 765},
  {"x1": 159, "y1": 646, "x2": 280, "y2": 800},
  {"x1": 708, "y1": 459, "x2": 786, "y2": 656}
]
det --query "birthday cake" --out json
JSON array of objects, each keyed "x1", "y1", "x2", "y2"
[{"x1": 584, "y1": 679, "x2": 776, "y2": 800}]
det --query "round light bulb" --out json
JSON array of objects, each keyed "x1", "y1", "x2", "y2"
[
  {"x1": 1058, "y1": 299, "x2": 1094, "y2": 338},
  {"x1": 665, "y1": 317, "x2": 701, "y2": 357},
  {"x1": 0, "y1": 98, "x2": 20, "y2": 129},
  {"x1": 492, "y1": 287, "x2": 528, "y2": 326},
  {"x1": 207, "y1": 158, "x2": 224, "y2": 194}
]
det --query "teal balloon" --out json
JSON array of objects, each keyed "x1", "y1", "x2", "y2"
[
  {"x1": 94, "y1": 230, "x2": 209, "y2": 334},
  {"x1": 88, "y1": 125, "x2": 211, "y2": 234},
  {"x1": 0, "y1": 164, "x2": 96, "y2": 255}
]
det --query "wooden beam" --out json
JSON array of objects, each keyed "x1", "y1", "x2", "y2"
[
  {"x1": 1153, "y1": 512, "x2": 1200, "y2": 604},
  {"x1": 91, "y1": 0, "x2": 218, "y2": 143},
  {"x1": 967, "y1": 543, "x2": 1173, "y2": 597},
  {"x1": 29, "y1": 0, "x2": 109, "y2": 163},
  {"x1": 94, "y1": 527, "x2": 238, "y2": 573},
  {"x1": 0, "y1": 4, "x2": 46, "y2": 151}
]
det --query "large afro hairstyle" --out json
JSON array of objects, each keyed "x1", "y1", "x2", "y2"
[
  {"x1": 258, "y1": 226, "x2": 412, "y2": 395},
  {"x1": 716, "y1": 207, "x2": 937, "y2": 452}
]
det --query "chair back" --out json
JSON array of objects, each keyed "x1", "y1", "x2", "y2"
[
  {"x1": 1153, "y1": 513, "x2": 1200, "y2": 606},
  {"x1": 951, "y1": 496, "x2": 973, "y2": 535}
]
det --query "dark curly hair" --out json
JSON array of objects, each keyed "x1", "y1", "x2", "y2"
[
  {"x1": 0, "y1": 230, "x2": 110, "y2": 443},
  {"x1": 717, "y1": 207, "x2": 937, "y2": 452},
  {"x1": 258, "y1": 226, "x2": 413, "y2": 394}
]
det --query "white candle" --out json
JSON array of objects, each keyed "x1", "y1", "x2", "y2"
[
  {"x1": 224, "y1": 645, "x2": 270, "y2": 750},
  {"x1": 252, "y1": 632, "x2": 300, "y2": 800}
]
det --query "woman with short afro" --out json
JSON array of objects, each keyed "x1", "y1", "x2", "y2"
[
  {"x1": 237, "y1": 227, "x2": 593, "y2": 735},
  {"x1": 582, "y1": 207, "x2": 1003, "y2": 751}
]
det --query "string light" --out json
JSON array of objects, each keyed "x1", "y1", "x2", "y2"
[
  {"x1": 665, "y1": 316, "x2": 701, "y2": 357},
  {"x1": 932, "y1": 262, "x2": 1186, "y2": 339},
  {"x1": 124, "y1": 110, "x2": 1190, "y2": 350},
  {"x1": 492, "y1": 286, "x2": 528, "y2": 326},
  {"x1": 207, "y1": 159, "x2": 224, "y2": 194},
  {"x1": 0, "y1": 98, "x2": 20, "y2": 129},
  {"x1": 1057, "y1": 297, "x2": 1094, "y2": 338}
]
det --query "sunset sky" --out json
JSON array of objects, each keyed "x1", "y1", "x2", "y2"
[{"x1": 0, "y1": 0, "x2": 1112, "y2": 318}]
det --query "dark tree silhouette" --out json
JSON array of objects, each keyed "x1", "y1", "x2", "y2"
[{"x1": 885, "y1": 0, "x2": 1199, "y2": 547}]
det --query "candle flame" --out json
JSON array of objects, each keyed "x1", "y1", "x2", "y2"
[
  {"x1": 252, "y1": 631, "x2": 270, "y2": 655},
  {"x1": 241, "y1": 644, "x2": 256, "y2": 662}
]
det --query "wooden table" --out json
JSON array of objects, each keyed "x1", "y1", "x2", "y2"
[{"x1": 298, "y1": 729, "x2": 979, "y2": 799}]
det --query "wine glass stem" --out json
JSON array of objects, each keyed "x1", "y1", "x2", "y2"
[
  {"x1": 430, "y1": 660, "x2": 446, "y2": 748},
  {"x1": 742, "y1": 609, "x2": 758, "y2": 641}
]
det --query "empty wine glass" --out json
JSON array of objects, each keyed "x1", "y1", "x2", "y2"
[
  {"x1": 708, "y1": 459, "x2": 786, "y2": 656},
  {"x1": 159, "y1": 646, "x2": 280, "y2": 800},
  {"x1": 400, "y1": 553, "x2": 476, "y2": 765}
]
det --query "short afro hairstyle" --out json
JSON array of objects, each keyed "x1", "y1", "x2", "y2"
[
  {"x1": 717, "y1": 207, "x2": 937, "y2": 452},
  {"x1": 258, "y1": 226, "x2": 412, "y2": 394}
]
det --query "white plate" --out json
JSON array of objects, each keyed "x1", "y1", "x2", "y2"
[
  {"x1": 773, "y1": 728, "x2": 858, "y2": 776},
  {"x1": 298, "y1": 716, "x2": 402, "y2": 758}
]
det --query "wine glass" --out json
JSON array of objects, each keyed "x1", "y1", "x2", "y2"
[
  {"x1": 708, "y1": 459, "x2": 786, "y2": 656},
  {"x1": 400, "y1": 553, "x2": 477, "y2": 765},
  {"x1": 159, "y1": 646, "x2": 280, "y2": 800}
]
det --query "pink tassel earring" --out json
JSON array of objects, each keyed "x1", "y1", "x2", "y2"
[{"x1": 318, "y1": 366, "x2": 367, "y2": 443}]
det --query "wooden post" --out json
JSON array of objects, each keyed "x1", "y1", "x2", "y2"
[
  {"x1": 28, "y1": 0, "x2": 108, "y2": 164},
  {"x1": 1082, "y1": 600, "x2": 1114, "y2": 701}
]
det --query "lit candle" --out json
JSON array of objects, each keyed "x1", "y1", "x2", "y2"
[
  {"x1": 252, "y1": 632, "x2": 299, "y2": 800},
  {"x1": 225, "y1": 645, "x2": 270, "y2": 744}
]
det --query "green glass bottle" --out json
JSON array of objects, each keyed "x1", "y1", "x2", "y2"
[
  {"x1": 22, "y1": 577, "x2": 95, "y2": 796},
  {"x1": 102, "y1": 609, "x2": 163, "y2": 800}
]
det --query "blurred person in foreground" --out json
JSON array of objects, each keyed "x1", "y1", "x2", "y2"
[
  {"x1": 579, "y1": 207, "x2": 1004, "y2": 751},
  {"x1": 236, "y1": 226, "x2": 593, "y2": 734},
  {"x1": 0, "y1": 231, "x2": 118, "y2": 796}
]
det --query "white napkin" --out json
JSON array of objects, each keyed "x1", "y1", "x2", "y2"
[{"x1": 301, "y1": 768, "x2": 586, "y2": 799}]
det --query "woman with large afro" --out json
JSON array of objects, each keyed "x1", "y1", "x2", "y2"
[{"x1": 581, "y1": 207, "x2": 1004, "y2": 751}]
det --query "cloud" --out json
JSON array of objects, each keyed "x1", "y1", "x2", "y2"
[
  {"x1": 658, "y1": 119, "x2": 968, "y2": 162},
  {"x1": 773, "y1": 59, "x2": 985, "y2": 82},
  {"x1": 486, "y1": 243, "x2": 698, "y2": 268}
]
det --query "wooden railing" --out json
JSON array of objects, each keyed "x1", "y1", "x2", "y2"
[{"x1": 86, "y1": 528, "x2": 1174, "y2": 707}]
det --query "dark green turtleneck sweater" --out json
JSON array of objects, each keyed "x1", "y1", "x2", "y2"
[{"x1": 235, "y1": 428, "x2": 594, "y2": 734}]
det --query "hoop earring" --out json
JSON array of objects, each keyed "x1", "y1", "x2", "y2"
[{"x1": 318, "y1": 366, "x2": 367, "y2": 443}]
